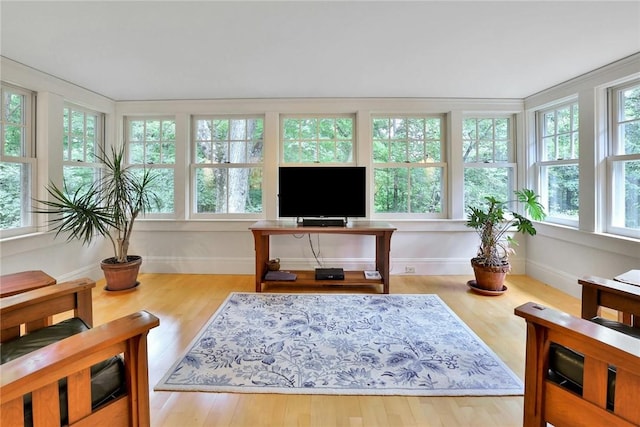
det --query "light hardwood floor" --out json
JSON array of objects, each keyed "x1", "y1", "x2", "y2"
[{"x1": 86, "y1": 274, "x2": 584, "y2": 427}]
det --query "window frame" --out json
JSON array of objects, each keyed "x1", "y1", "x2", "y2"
[
  {"x1": 0, "y1": 83, "x2": 36, "y2": 238},
  {"x1": 606, "y1": 80, "x2": 640, "y2": 238},
  {"x1": 371, "y1": 114, "x2": 447, "y2": 219},
  {"x1": 462, "y1": 114, "x2": 517, "y2": 213},
  {"x1": 62, "y1": 103, "x2": 105, "y2": 196},
  {"x1": 535, "y1": 100, "x2": 580, "y2": 227},
  {"x1": 191, "y1": 114, "x2": 265, "y2": 219},
  {"x1": 280, "y1": 114, "x2": 356, "y2": 165},
  {"x1": 124, "y1": 116, "x2": 177, "y2": 218}
]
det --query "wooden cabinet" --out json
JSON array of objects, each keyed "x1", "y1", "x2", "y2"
[{"x1": 250, "y1": 221, "x2": 395, "y2": 293}]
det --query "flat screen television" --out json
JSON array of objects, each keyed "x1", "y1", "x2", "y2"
[{"x1": 278, "y1": 166, "x2": 366, "y2": 222}]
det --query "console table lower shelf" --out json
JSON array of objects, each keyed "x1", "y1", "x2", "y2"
[{"x1": 261, "y1": 270, "x2": 384, "y2": 291}]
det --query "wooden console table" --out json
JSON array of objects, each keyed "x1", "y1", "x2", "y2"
[{"x1": 250, "y1": 221, "x2": 396, "y2": 293}]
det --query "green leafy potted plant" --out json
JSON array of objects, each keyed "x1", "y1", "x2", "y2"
[
  {"x1": 35, "y1": 145, "x2": 158, "y2": 291},
  {"x1": 465, "y1": 188, "x2": 546, "y2": 293}
]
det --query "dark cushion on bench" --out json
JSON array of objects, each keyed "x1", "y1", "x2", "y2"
[
  {"x1": 548, "y1": 317, "x2": 640, "y2": 410},
  {"x1": 0, "y1": 317, "x2": 126, "y2": 426},
  {"x1": 549, "y1": 343, "x2": 616, "y2": 409}
]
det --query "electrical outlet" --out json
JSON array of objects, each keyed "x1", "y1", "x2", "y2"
[{"x1": 404, "y1": 266, "x2": 416, "y2": 274}]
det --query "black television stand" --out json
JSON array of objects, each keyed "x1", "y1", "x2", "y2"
[{"x1": 300, "y1": 218, "x2": 346, "y2": 227}]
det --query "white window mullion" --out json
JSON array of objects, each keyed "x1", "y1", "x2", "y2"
[
  {"x1": 462, "y1": 115, "x2": 515, "y2": 212},
  {"x1": 0, "y1": 83, "x2": 36, "y2": 236},
  {"x1": 606, "y1": 81, "x2": 640, "y2": 237},
  {"x1": 373, "y1": 115, "x2": 445, "y2": 218},
  {"x1": 536, "y1": 101, "x2": 579, "y2": 225},
  {"x1": 191, "y1": 115, "x2": 264, "y2": 217},
  {"x1": 125, "y1": 116, "x2": 176, "y2": 216}
]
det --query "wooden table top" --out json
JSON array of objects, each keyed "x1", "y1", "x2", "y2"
[
  {"x1": 250, "y1": 220, "x2": 396, "y2": 232},
  {"x1": 0, "y1": 270, "x2": 57, "y2": 297}
]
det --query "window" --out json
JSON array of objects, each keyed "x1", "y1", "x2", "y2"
[
  {"x1": 462, "y1": 116, "x2": 515, "y2": 210},
  {"x1": 608, "y1": 81, "x2": 640, "y2": 238},
  {"x1": 0, "y1": 84, "x2": 35, "y2": 235},
  {"x1": 192, "y1": 116, "x2": 264, "y2": 215},
  {"x1": 126, "y1": 117, "x2": 176, "y2": 214},
  {"x1": 372, "y1": 116, "x2": 445, "y2": 216},
  {"x1": 536, "y1": 101, "x2": 579, "y2": 225},
  {"x1": 282, "y1": 115, "x2": 354, "y2": 163},
  {"x1": 63, "y1": 104, "x2": 104, "y2": 195}
]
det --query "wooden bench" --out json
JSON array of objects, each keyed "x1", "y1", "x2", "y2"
[
  {"x1": 515, "y1": 276, "x2": 640, "y2": 427},
  {"x1": 0, "y1": 278, "x2": 159, "y2": 427}
]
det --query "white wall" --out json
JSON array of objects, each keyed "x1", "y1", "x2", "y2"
[
  {"x1": 131, "y1": 219, "x2": 508, "y2": 278},
  {"x1": 526, "y1": 225, "x2": 639, "y2": 298},
  {"x1": 1, "y1": 232, "x2": 107, "y2": 282}
]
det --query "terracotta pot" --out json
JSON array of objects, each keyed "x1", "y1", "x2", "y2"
[
  {"x1": 101, "y1": 255, "x2": 142, "y2": 291},
  {"x1": 471, "y1": 258, "x2": 510, "y2": 291}
]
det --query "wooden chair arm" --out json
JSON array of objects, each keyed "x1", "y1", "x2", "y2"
[
  {"x1": 0, "y1": 279, "x2": 95, "y2": 342},
  {"x1": 0, "y1": 270, "x2": 56, "y2": 298},
  {"x1": 1, "y1": 310, "x2": 159, "y2": 402},
  {"x1": 515, "y1": 302, "x2": 640, "y2": 363}
]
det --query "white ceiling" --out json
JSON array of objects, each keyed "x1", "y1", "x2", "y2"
[{"x1": 2, "y1": 1, "x2": 639, "y2": 101}]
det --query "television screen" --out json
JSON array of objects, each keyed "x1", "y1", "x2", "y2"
[{"x1": 278, "y1": 167, "x2": 366, "y2": 219}]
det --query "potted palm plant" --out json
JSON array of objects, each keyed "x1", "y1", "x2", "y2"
[
  {"x1": 465, "y1": 188, "x2": 546, "y2": 294},
  {"x1": 35, "y1": 145, "x2": 159, "y2": 291}
]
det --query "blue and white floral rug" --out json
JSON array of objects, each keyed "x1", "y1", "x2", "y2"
[{"x1": 155, "y1": 292, "x2": 523, "y2": 396}]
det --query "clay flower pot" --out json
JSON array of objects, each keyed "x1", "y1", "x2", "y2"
[
  {"x1": 471, "y1": 258, "x2": 510, "y2": 292},
  {"x1": 101, "y1": 255, "x2": 142, "y2": 291}
]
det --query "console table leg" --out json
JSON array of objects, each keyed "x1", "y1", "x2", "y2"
[
  {"x1": 253, "y1": 232, "x2": 269, "y2": 293},
  {"x1": 376, "y1": 232, "x2": 392, "y2": 294}
]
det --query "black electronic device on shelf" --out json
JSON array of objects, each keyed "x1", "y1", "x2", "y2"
[
  {"x1": 301, "y1": 218, "x2": 346, "y2": 227},
  {"x1": 315, "y1": 268, "x2": 345, "y2": 280}
]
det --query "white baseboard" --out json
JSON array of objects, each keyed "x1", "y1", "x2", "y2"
[
  {"x1": 140, "y1": 256, "x2": 255, "y2": 275},
  {"x1": 525, "y1": 259, "x2": 581, "y2": 298},
  {"x1": 138, "y1": 256, "x2": 527, "y2": 277},
  {"x1": 56, "y1": 264, "x2": 103, "y2": 282},
  {"x1": 387, "y1": 257, "x2": 527, "y2": 276},
  {"x1": 55, "y1": 256, "x2": 559, "y2": 293}
]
